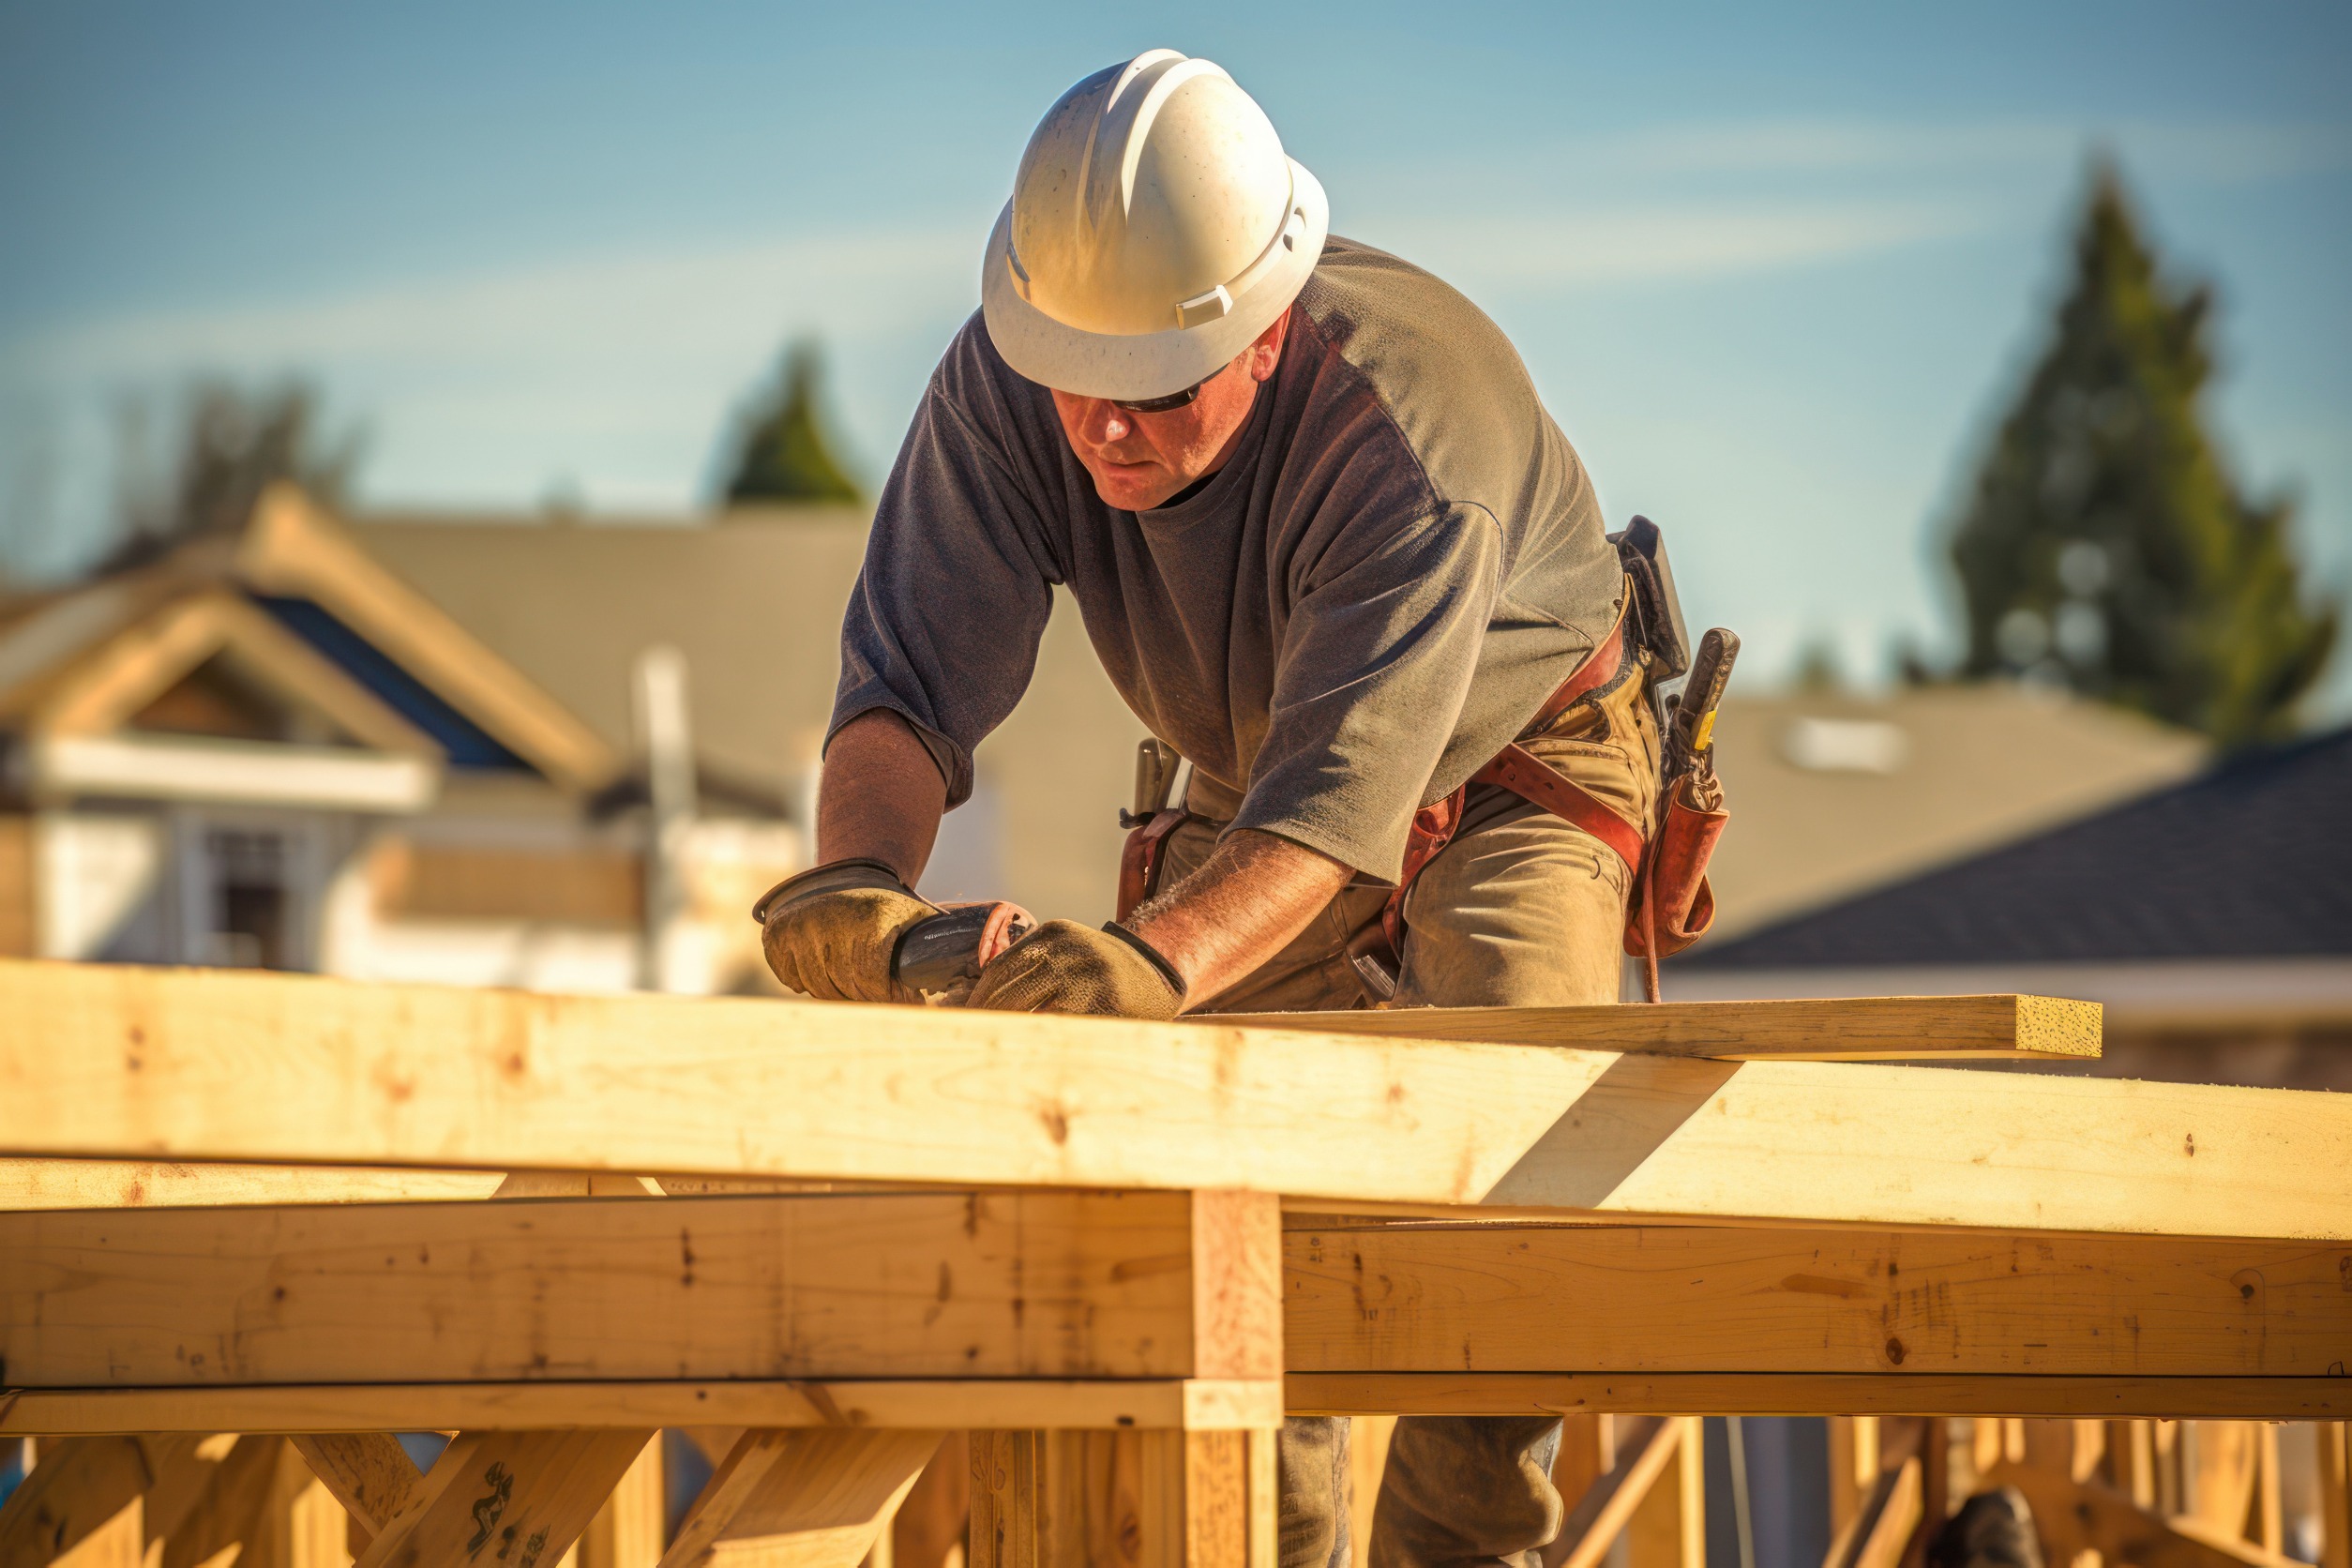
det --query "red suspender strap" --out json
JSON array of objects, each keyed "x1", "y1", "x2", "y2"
[{"x1": 1470, "y1": 744, "x2": 1648, "y2": 872}]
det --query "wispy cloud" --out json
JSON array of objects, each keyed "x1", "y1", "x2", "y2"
[
  {"x1": 1377, "y1": 197, "x2": 1986, "y2": 288},
  {"x1": 1551, "y1": 117, "x2": 2352, "y2": 183}
]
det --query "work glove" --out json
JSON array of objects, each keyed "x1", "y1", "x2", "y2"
[
  {"x1": 755, "y1": 858, "x2": 936, "y2": 1004},
  {"x1": 966, "y1": 920, "x2": 1186, "y2": 1020}
]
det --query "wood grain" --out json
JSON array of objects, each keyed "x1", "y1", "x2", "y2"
[
  {"x1": 0, "y1": 1191, "x2": 1201, "y2": 1386},
  {"x1": 1217, "y1": 994, "x2": 2101, "y2": 1060},
  {"x1": 1283, "y1": 1373, "x2": 2352, "y2": 1420},
  {"x1": 0, "y1": 1380, "x2": 1286, "y2": 1437},
  {"x1": 658, "y1": 1427, "x2": 940, "y2": 1568},
  {"x1": 1, "y1": 962, "x2": 2339, "y2": 1239},
  {"x1": 1284, "y1": 1223, "x2": 2352, "y2": 1376},
  {"x1": 356, "y1": 1429, "x2": 653, "y2": 1568}
]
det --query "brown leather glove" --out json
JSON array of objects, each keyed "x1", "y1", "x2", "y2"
[
  {"x1": 755, "y1": 859, "x2": 936, "y2": 1003},
  {"x1": 966, "y1": 920, "x2": 1186, "y2": 1019}
]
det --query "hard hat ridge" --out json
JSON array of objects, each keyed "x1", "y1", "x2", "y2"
[{"x1": 983, "y1": 49, "x2": 1330, "y2": 400}]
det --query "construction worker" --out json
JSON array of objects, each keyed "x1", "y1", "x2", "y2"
[{"x1": 760, "y1": 50, "x2": 1660, "y2": 1568}]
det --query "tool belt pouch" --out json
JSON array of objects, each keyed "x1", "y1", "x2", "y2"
[
  {"x1": 1623, "y1": 782, "x2": 1726, "y2": 958},
  {"x1": 1115, "y1": 809, "x2": 1189, "y2": 925}
]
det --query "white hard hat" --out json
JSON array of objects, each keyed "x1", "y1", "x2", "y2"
[{"x1": 982, "y1": 50, "x2": 1329, "y2": 400}]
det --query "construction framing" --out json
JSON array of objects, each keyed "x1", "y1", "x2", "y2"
[{"x1": 1, "y1": 958, "x2": 2346, "y2": 1567}]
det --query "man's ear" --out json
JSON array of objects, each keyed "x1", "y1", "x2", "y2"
[{"x1": 1244, "y1": 308, "x2": 1290, "y2": 384}]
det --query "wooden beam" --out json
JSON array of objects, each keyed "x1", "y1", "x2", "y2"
[
  {"x1": 0, "y1": 1380, "x2": 1285, "y2": 1438},
  {"x1": 574, "y1": 1433, "x2": 663, "y2": 1568},
  {"x1": 356, "y1": 1429, "x2": 654, "y2": 1568},
  {"x1": 288, "y1": 1434, "x2": 422, "y2": 1534},
  {"x1": 0, "y1": 1435, "x2": 171, "y2": 1568},
  {"x1": 1217, "y1": 994, "x2": 2101, "y2": 1061},
  {"x1": 658, "y1": 1427, "x2": 942, "y2": 1568},
  {"x1": 967, "y1": 1428, "x2": 1274, "y2": 1568},
  {"x1": 2318, "y1": 1424, "x2": 2350, "y2": 1568},
  {"x1": 1283, "y1": 1374, "x2": 2352, "y2": 1421},
  {"x1": 1285, "y1": 1223, "x2": 2352, "y2": 1377},
  {"x1": 0, "y1": 1191, "x2": 1210, "y2": 1386},
  {"x1": 1824, "y1": 1418, "x2": 1923, "y2": 1568},
  {"x1": 1627, "y1": 1417, "x2": 1704, "y2": 1568},
  {"x1": 0, "y1": 1158, "x2": 501, "y2": 1211},
  {"x1": 4, "y1": 964, "x2": 2343, "y2": 1240},
  {"x1": 1545, "y1": 1414, "x2": 1681, "y2": 1568},
  {"x1": 1982, "y1": 1461, "x2": 2297, "y2": 1568}
]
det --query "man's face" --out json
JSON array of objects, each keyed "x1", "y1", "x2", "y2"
[{"x1": 1051, "y1": 314, "x2": 1288, "y2": 511}]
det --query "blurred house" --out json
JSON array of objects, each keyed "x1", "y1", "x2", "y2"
[
  {"x1": 1674, "y1": 726, "x2": 2352, "y2": 1090},
  {"x1": 349, "y1": 505, "x2": 1147, "y2": 925},
  {"x1": 0, "y1": 485, "x2": 800, "y2": 994},
  {"x1": 1699, "y1": 686, "x2": 2207, "y2": 941}
]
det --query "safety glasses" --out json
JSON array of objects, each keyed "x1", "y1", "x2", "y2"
[{"x1": 1109, "y1": 373, "x2": 1212, "y2": 414}]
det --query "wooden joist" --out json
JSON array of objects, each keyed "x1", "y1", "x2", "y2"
[
  {"x1": 354, "y1": 1429, "x2": 654, "y2": 1568},
  {"x1": 1220, "y1": 992, "x2": 2101, "y2": 1060},
  {"x1": 0, "y1": 1190, "x2": 1274, "y2": 1388},
  {"x1": 1285, "y1": 1222, "x2": 2352, "y2": 1377},
  {"x1": 3, "y1": 962, "x2": 2344, "y2": 1239},
  {"x1": 1283, "y1": 1374, "x2": 2352, "y2": 1421},
  {"x1": 658, "y1": 1427, "x2": 941, "y2": 1568},
  {"x1": 0, "y1": 1380, "x2": 1288, "y2": 1438}
]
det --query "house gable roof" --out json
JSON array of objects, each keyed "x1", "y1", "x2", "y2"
[{"x1": 1683, "y1": 725, "x2": 2352, "y2": 969}]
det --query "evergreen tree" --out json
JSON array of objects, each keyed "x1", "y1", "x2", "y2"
[
  {"x1": 721, "y1": 339, "x2": 865, "y2": 505},
  {"x1": 100, "y1": 380, "x2": 360, "y2": 576},
  {"x1": 1948, "y1": 159, "x2": 2335, "y2": 746}
]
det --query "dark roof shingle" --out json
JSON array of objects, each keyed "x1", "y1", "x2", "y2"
[{"x1": 1682, "y1": 726, "x2": 2352, "y2": 968}]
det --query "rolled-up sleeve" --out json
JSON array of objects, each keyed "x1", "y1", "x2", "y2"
[
  {"x1": 831, "y1": 381, "x2": 1058, "y2": 808},
  {"x1": 1229, "y1": 504, "x2": 1502, "y2": 879}
]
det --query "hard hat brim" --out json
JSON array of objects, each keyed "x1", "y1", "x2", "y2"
[{"x1": 980, "y1": 159, "x2": 1330, "y2": 401}]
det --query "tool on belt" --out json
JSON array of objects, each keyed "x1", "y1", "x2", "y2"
[{"x1": 1113, "y1": 515, "x2": 1737, "y2": 1004}]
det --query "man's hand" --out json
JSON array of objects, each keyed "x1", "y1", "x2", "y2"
[
  {"x1": 967, "y1": 920, "x2": 1185, "y2": 1018},
  {"x1": 758, "y1": 859, "x2": 937, "y2": 1003}
]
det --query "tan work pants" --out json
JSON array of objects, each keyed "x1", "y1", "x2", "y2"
[{"x1": 1159, "y1": 666, "x2": 1660, "y2": 1568}]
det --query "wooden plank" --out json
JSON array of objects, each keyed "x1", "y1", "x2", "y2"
[
  {"x1": 156, "y1": 1435, "x2": 297, "y2": 1568},
  {"x1": 2318, "y1": 1424, "x2": 2350, "y2": 1568},
  {"x1": 0, "y1": 1158, "x2": 500, "y2": 1211},
  {"x1": 289, "y1": 1434, "x2": 423, "y2": 1533},
  {"x1": 8, "y1": 964, "x2": 2346, "y2": 1240},
  {"x1": 0, "y1": 1380, "x2": 1285, "y2": 1437},
  {"x1": 1983, "y1": 1461, "x2": 2297, "y2": 1568},
  {"x1": 356, "y1": 1429, "x2": 654, "y2": 1568},
  {"x1": 574, "y1": 1433, "x2": 663, "y2": 1568},
  {"x1": 0, "y1": 1191, "x2": 1204, "y2": 1386},
  {"x1": 1284, "y1": 1374, "x2": 2352, "y2": 1420},
  {"x1": 966, "y1": 1429, "x2": 1268, "y2": 1568},
  {"x1": 1545, "y1": 1414, "x2": 1678, "y2": 1568},
  {"x1": 1824, "y1": 1419, "x2": 1922, "y2": 1568},
  {"x1": 885, "y1": 1434, "x2": 968, "y2": 1568},
  {"x1": 0, "y1": 1436, "x2": 156, "y2": 1568},
  {"x1": 658, "y1": 1427, "x2": 940, "y2": 1567},
  {"x1": 1217, "y1": 994, "x2": 2101, "y2": 1060},
  {"x1": 1627, "y1": 1417, "x2": 1705, "y2": 1568},
  {"x1": 1285, "y1": 1223, "x2": 2352, "y2": 1377}
]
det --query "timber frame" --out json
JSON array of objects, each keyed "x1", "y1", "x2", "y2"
[{"x1": 0, "y1": 959, "x2": 2346, "y2": 1568}]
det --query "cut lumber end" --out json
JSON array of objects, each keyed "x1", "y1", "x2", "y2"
[{"x1": 2015, "y1": 994, "x2": 2103, "y2": 1058}]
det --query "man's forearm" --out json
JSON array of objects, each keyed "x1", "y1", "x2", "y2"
[
  {"x1": 817, "y1": 710, "x2": 950, "y2": 884},
  {"x1": 1126, "y1": 828, "x2": 1352, "y2": 1008}
]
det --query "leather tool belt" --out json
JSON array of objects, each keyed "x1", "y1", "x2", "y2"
[{"x1": 1114, "y1": 517, "x2": 1729, "y2": 992}]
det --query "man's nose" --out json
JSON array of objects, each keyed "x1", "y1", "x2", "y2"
[{"x1": 1084, "y1": 400, "x2": 1135, "y2": 446}]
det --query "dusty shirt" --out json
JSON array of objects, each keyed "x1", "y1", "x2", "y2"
[{"x1": 834, "y1": 236, "x2": 1623, "y2": 880}]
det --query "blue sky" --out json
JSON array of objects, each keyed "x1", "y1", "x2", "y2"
[{"x1": 2, "y1": 1, "x2": 2346, "y2": 709}]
